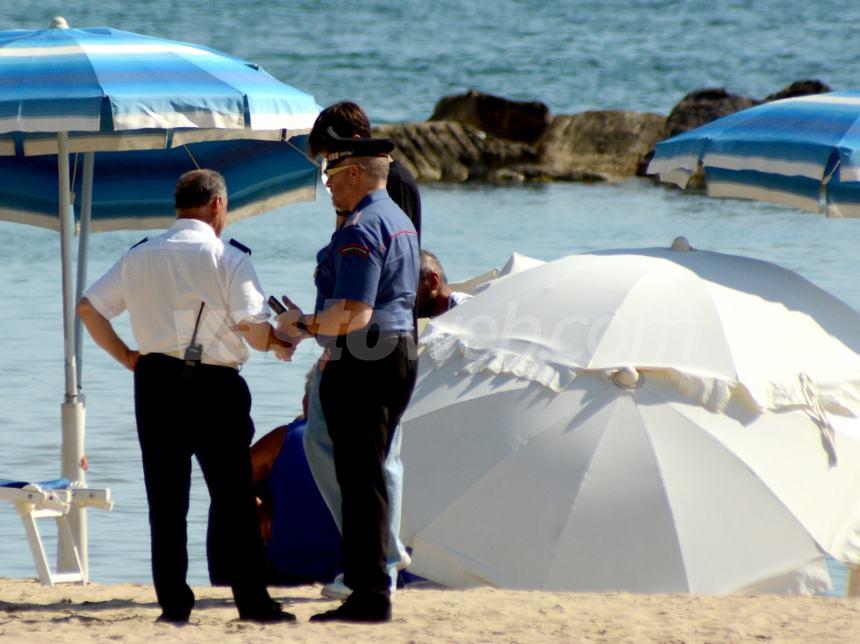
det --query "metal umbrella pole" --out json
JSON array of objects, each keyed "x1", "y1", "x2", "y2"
[
  {"x1": 74, "y1": 152, "x2": 94, "y2": 390},
  {"x1": 57, "y1": 132, "x2": 87, "y2": 576}
]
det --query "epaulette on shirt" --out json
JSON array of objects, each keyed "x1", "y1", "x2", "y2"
[
  {"x1": 229, "y1": 238, "x2": 252, "y2": 255},
  {"x1": 129, "y1": 237, "x2": 148, "y2": 250}
]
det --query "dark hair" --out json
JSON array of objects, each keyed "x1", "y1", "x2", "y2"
[
  {"x1": 174, "y1": 169, "x2": 226, "y2": 210},
  {"x1": 307, "y1": 101, "x2": 372, "y2": 158}
]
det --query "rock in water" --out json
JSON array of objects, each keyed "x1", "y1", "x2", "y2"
[
  {"x1": 377, "y1": 111, "x2": 666, "y2": 184},
  {"x1": 429, "y1": 90, "x2": 551, "y2": 144},
  {"x1": 374, "y1": 121, "x2": 536, "y2": 182},
  {"x1": 536, "y1": 111, "x2": 668, "y2": 181},
  {"x1": 764, "y1": 79, "x2": 831, "y2": 102},
  {"x1": 665, "y1": 88, "x2": 757, "y2": 137}
]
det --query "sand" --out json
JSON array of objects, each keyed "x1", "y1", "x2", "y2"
[{"x1": 0, "y1": 578, "x2": 858, "y2": 642}]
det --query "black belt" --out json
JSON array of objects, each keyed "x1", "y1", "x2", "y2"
[
  {"x1": 142, "y1": 352, "x2": 239, "y2": 373},
  {"x1": 333, "y1": 328, "x2": 413, "y2": 349}
]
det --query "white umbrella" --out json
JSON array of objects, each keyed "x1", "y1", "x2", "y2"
[
  {"x1": 422, "y1": 242, "x2": 860, "y2": 417},
  {"x1": 401, "y1": 360, "x2": 860, "y2": 593},
  {"x1": 447, "y1": 252, "x2": 545, "y2": 296}
]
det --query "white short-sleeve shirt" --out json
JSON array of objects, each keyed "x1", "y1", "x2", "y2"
[{"x1": 83, "y1": 218, "x2": 269, "y2": 367}]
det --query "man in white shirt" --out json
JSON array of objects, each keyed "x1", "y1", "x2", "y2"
[{"x1": 77, "y1": 169, "x2": 294, "y2": 624}]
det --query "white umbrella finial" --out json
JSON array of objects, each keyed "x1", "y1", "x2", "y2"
[
  {"x1": 51, "y1": 16, "x2": 69, "y2": 29},
  {"x1": 670, "y1": 236, "x2": 692, "y2": 251}
]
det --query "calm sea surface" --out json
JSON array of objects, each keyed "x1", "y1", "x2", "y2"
[{"x1": 1, "y1": 1, "x2": 858, "y2": 592}]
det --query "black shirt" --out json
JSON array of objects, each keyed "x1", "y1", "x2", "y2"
[{"x1": 386, "y1": 160, "x2": 422, "y2": 243}]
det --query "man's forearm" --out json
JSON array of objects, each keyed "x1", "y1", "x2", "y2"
[
  {"x1": 242, "y1": 321, "x2": 289, "y2": 352},
  {"x1": 77, "y1": 297, "x2": 137, "y2": 370}
]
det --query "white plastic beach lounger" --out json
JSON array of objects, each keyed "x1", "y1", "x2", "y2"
[{"x1": 0, "y1": 479, "x2": 112, "y2": 586}]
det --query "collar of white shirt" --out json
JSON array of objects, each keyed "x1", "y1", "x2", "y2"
[{"x1": 170, "y1": 217, "x2": 217, "y2": 237}]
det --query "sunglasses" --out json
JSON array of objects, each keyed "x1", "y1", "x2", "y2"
[{"x1": 321, "y1": 161, "x2": 363, "y2": 183}]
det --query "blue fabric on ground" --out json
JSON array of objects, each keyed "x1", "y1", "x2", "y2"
[
  {"x1": 0, "y1": 478, "x2": 70, "y2": 489},
  {"x1": 266, "y1": 419, "x2": 343, "y2": 584}
]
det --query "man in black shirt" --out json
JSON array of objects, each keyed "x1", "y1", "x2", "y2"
[{"x1": 385, "y1": 160, "x2": 421, "y2": 242}]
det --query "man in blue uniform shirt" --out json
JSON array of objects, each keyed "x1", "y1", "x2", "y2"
[
  {"x1": 277, "y1": 132, "x2": 419, "y2": 623},
  {"x1": 304, "y1": 103, "x2": 418, "y2": 604}
]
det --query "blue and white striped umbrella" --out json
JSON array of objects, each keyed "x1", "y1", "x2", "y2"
[
  {"x1": 0, "y1": 19, "x2": 321, "y2": 581},
  {"x1": 0, "y1": 23, "x2": 318, "y2": 133},
  {"x1": 0, "y1": 22, "x2": 321, "y2": 230},
  {"x1": 647, "y1": 91, "x2": 860, "y2": 217}
]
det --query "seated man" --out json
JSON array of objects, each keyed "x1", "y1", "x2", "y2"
[
  {"x1": 209, "y1": 370, "x2": 342, "y2": 586},
  {"x1": 416, "y1": 249, "x2": 473, "y2": 318}
]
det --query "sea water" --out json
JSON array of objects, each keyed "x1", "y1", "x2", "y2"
[{"x1": 1, "y1": 0, "x2": 859, "y2": 592}]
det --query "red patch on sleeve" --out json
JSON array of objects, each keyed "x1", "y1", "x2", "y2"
[{"x1": 339, "y1": 243, "x2": 370, "y2": 258}]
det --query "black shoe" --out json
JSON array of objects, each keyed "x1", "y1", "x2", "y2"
[
  {"x1": 155, "y1": 612, "x2": 190, "y2": 625},
  {"x1": 309, "y1": 593, "x2": 391, "y2": 623},
  {"x1": 238, "y1": 606, "x2": 297, "y2": 623}
]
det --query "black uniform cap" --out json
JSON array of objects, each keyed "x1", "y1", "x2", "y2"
[{"x1": 324, "y1": 126, "x2": 394, "y2": 168}]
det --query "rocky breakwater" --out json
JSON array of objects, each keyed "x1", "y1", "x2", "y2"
[{"x1": 374, "y1": 81, "x2": 830, "y2": 185}]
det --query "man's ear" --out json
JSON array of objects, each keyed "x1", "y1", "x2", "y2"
[{"x1": 429, "y1": 271, "x2": 441, "y2": 291}]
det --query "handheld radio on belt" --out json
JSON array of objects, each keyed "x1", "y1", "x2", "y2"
[{"x1": 183, "y1": 302, "x2": 205, "y2": 379}]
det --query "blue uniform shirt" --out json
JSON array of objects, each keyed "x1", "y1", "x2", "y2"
[{"x1": 314, "y1": 189, "x2": 418, "y2": 335}]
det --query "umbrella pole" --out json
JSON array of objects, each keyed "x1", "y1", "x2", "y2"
[
  {"x1": 74, "y1": 152, "x2": 94, "y2": 388},
  {"x1": 57, "y1": 132, "x2": 88, "y2": 578}
]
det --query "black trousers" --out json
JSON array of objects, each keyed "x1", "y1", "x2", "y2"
[
  {"x1": 319, "y1": 332, "x2": 417, "y2": 599},
  {"x1": 134, "y1": 353, "x2": 272, "y2": 618}
]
